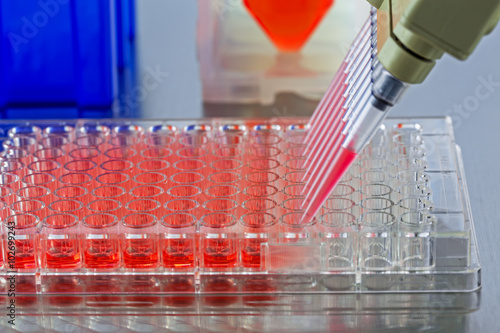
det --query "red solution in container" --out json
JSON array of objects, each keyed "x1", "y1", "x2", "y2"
[
  {"x1": 13, "y1": 239, "x2": 37, "y2": 270},
  {"x1": 203, "y1": 239, "x2": 237, "y2": 268},
  {"x1": 84, "y1": 239, "x2": 120, "y2": 269},
  {"x1": 163, "y1": 239, "x2": 194, "y2": 268},
  {"x1": 201, "y1": 212, "x2": 237, "y2": 268},
  {"x1": 82, "y1": 213, "x2": 121, "y2": 269},
  {"x1": 45, "y1": 239, "x2": 81, "y2": 269},
  {"x1": 122, "y1": 212, "x2": 159, "y2": 269},
  {"x1": 123, "y1": 239, "x2": 159, "y2": 269},
  {"x1": 243, "y1": 0, "x2": 335, "y2": 51},
  {"x1": 241, "y1": 238, "x2": 265, "y2": 268}
]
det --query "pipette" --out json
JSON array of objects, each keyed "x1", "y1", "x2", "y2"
[
  {"x1": 300, "y1": 0, "x2": 500, "y2": 224},
  {"x1": 299, "y1": 8, "x2": 408, "y2": 224}
]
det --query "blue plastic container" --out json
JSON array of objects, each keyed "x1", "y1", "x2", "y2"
[{"x1": 0, "y1": 0, "x2": 135, "y2": 119}]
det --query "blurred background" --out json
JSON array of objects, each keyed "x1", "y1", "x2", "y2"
[{"x1": 3, "y1": 0, "x2": 500, "y2": 122}]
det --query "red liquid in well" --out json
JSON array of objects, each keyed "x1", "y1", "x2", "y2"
[
  {"x1": 123, "y1": 239, "x2": 159, "y2": 269},
  {"x1": 241, "y1": 239, "x2": 265, "y2": 268},
  {"x1": 84, "y1": 239, "x2": 120, "y2": 269},
  {"x1": 45, "y1": 239, "x2": 81, "y2": 269},
  {"x1": 162, "y1": 239, "x2": 194, "y2": 268},
  {"x1": 203, "y1": 239, "x2": 237, "y2": 268},
  {"x1": 244, "y1": 0, "x2": 334, "y2": 51},
  {"x1": 12, "y1": 239, "x2": 37, "y2": 270}
]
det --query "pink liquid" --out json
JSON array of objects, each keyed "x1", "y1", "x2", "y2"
[
  {"x1": 303, "y1": 132, "x2": 345, "y2": 195},
  {"x1": 306, "y1": 61, "x2": 348, "y2": 138},
  {"x1": 301, "y1": 148, "x2": 357, "y2": 224},
  {"x1": 306, "y1": 85, "x2": 348, "y2": 153},
  {"x1": 305, "y1": 101, "x2": 347, "y2": 170}
]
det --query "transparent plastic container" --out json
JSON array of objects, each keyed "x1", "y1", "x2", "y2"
[
  {"x1": 197, "y1": 0, "x2": 370, "y2": 104},
  {"x1": 0, "y1": 117, "x2": 480, "y2": 318},
  {"x1": 0, "y1": 0, "x2": 136, "y2": 119}
]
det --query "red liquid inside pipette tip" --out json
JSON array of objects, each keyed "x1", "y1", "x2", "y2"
[{"x1": 301, "y1": 147, "x2": 357, "y2": 224}]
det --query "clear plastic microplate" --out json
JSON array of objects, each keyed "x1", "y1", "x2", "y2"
[{"x1": 0, "y1": 117, "x2": 480, "y2": 317}]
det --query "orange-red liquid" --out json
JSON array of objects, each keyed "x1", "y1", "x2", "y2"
[
  {"x1": 241, "y1": 239, "x2": 264, "y2": 268},
  {"x1": 203, "y1": 239, "x2": 237, "y2": 268},
  {"x1": 84, "y1": 239, "x2": 120, "y2": 269},
  {"x1": 162, "y1": 239, "x2": 194, "y2": 268},
  {"x1": 45, "y1": 239, "x2": 81, "y2": 269},
  {"x1": 243, "y1": 0, "x2": 334, "y2": 51},
  {"x1": 12, "y1": 239, "x2": 37, "y2": 270},
  {"x1": 123, "y1": 239, "x2": 159, "y2": 269}
]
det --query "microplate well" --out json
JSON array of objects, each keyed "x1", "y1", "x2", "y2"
[{"x1": 0, "y1": 117, "x2": 480, "y2": 315}]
